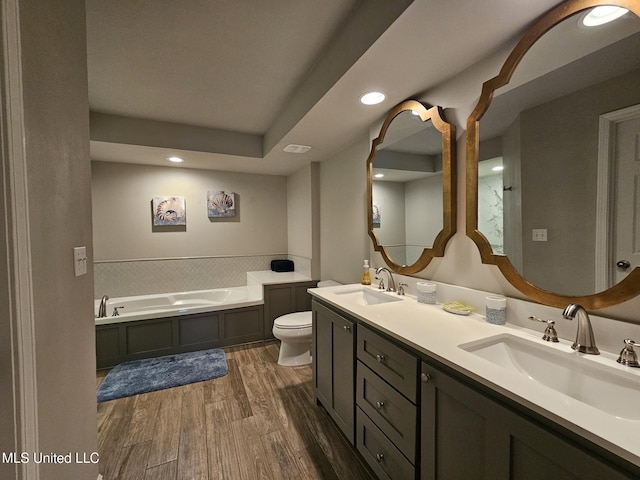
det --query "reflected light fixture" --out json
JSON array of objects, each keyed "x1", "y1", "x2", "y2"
[
  {"x1": 360, "y1": 91, "x2": 386, "y2": 105},
  {"x1": 167, "y1": 156, "x2": 184, "y2": 163},
  {"x1": 582, "y1": 6, "x2": 628, "y2": 26},
  {"x1": 492, "y1": 165, "x2": 504, "y2": 172},
  {"x1": 374, "y1": 173, "x2": 384, "y2": 178}
]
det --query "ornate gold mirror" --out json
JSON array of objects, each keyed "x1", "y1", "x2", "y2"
[
  {"x1": 368, "y1": 100, "x2": 456, "y2": 275},
  {"x1": 467, "y1": 0, "x2": 640, "y2": 308}
]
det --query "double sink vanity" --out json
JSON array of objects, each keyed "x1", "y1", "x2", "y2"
[
  {"x1": 310, "y1": 282, "x2": 640, "y2": 480},
  {"x1": 334, "y1": 1, "x2": 640, "y2": 478}
]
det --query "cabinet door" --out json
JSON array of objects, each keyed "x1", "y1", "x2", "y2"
[
  {"x1": 312, "y1": 300, "x2": 355, "y2": 444},
  {"x1": 332, "y1": 313, "x2": 355, "y2": 443},
  {"x1": 421, "y1": 362, "x2": 505, "y2": 480},
  {"x1": 421, "y1": 361, "x2": 635, "y2": 480}
]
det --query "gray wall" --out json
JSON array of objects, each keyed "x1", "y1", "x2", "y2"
[
  {"x1": 92, "y1": 161, "x2": 288, "y2": 261},
  {"x1": 287, "y1": 162, "x2": 321, "y2": 278},
  {"x1": 3, "y1": 0, "x2": 99, "y2": 478},
  {"x1": 317, "y1": 45, "x2": 640, "y2": 322},
  {"x1": 519, "y1": 69, "x2": 640, "y2": 295},
  {"x1": 320, "y1": 138, "x2": 370, "y2": 284}
]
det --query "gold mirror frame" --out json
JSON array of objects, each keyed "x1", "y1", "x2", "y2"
[
  {"x1": 466, "y1": 0, "x2": 640, "y2": 309},
  {"x1": 368, "y1": 100, "x2": 456, "y2": 275}
]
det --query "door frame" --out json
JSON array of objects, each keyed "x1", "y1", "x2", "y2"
[
  {"x1": 595, "y1": 104, "x2": 640, "y2": 291},
  {"x1": 1, "y1": 1, "x2": 40, "y2": 479}
]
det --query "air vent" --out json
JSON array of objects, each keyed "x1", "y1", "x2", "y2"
[{"x1": 283, "y1": 144, "x2": 312, "y2": 154}]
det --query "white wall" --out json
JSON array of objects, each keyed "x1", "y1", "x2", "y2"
[{"x1": 92, "y1": 161, "x2": 288, "y2": 261}]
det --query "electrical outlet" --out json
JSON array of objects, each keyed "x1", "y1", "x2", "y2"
[
  {"x1": 73, "y1": 246, "x2": 87, "y2": 276},
  {"x1": 532, "y1": 229, "x2": 547, "y2": 242}
]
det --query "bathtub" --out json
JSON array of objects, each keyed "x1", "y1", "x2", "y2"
[{"x1": 94, "y1": 286, "x2": 263, "y2": 325}]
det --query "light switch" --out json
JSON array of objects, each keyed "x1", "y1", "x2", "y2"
[
  {"x1": 532, "y1": 229, "x2": 547, "y2": 242},
  {"x1": 73, "y1": 246, "x2": 87, "y2": 276}
]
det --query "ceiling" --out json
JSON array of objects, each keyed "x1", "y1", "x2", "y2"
[{"x1": 86, "y1": 0, "x2": 566, "y2": 176}]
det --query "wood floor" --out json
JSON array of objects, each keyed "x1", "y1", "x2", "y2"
[{"x1": 96, "y1": 341, "x2": 375, "y2": 480}]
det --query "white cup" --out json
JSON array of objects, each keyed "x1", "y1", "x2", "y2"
[
  {"x1": 417, "y1": 282, "x2": 437, "y2": 304},
  {"x1": 485, "y1": 296, "x2": 507, "y2": 325}
]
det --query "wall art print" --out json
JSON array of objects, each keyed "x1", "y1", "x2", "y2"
[
  {"x1": 153, "y1": 196, "x2": 186, "y2": 226},
  {"x1": 372, "y1": 201, "x2": 381, "y2": 228},
  {"x1": 207, "y1": 190, "x2": 236, "y2": 218}
]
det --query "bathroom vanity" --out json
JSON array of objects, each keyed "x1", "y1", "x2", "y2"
[{"x1": 310, "y1": 284, "x2": 640, "y2": 480}]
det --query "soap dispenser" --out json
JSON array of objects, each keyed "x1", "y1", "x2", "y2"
[{"x1": 361, "y1": 260, "x2": 371, "y2": 285}]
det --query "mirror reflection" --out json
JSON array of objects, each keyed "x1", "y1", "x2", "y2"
[
  {"x1": 475, "y1": 5, "x2": 640, "y2": 298},
  {"x1": 373, "y1": 111, "x2": 443, "y2": 266},
  {"x1": 368, "y1": 101, "x2": 455, "y2": 274}
]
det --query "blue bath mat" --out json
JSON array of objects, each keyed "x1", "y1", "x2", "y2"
[{"x1": 97, "y1": 348, "x2": 228, "y2": 402}]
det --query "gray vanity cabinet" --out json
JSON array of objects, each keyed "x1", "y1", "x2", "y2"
[
  {"x1": 356, "y1": 325, "x2": 419, "y2": 480},
  {"x1": 312, "y1": 300, "x2": 355, "y2": 443},
  {"x1": 420, "y1": 361, "x2": 634, "y2": 480}
]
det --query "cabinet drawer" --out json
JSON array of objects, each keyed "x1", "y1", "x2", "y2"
[
  {"x1": 357, "y1": 325, "x2": 418, "y2": 402},
  {"x1": 356, "y1": 407, "x2": 415, "y2": 480},
  {"x1": 357, "y1": 362, "x2": 416, "y2": 461}
]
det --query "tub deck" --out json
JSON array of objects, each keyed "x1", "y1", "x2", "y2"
[{"x1": 95, "y1": 286, "x2": 262, "y2": 325}]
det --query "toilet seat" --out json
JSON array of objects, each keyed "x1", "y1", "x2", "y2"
[{"x1": 273, "y1": 311, "x2": 312, "y2": 329}]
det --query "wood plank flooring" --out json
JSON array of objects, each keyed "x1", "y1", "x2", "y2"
[{"x1": 96, "y1": 341, "x2": 375, "y2": 480}]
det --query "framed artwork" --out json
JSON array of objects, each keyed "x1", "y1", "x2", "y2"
[
  {"x1": 372, "y1": 201, "x2": 381, "y2": 227},
  {"x1": 153, "y1": 196, "x2": 186, "y2": 226},
  {"x1": 207, "y1": 190, "x2": 235, "y2": 218}
]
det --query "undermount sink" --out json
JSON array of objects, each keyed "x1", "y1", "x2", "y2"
[
  {"x1": 333, "y1": 287, "x2": 402, "y2": 306},
  {"x1": 459, "y1": 334, "x2": 640, "y2": 420}
]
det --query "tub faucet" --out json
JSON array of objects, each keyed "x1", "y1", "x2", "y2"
[
  {"x1": 562, "y1": 304, "x2": 599, "y2": 355},
  {"x1": 97, "y1": 295, "x2": 109, "y2": 318},
  {"x1": 375, "y1": 267, "x2": 396, "y2": 292}
]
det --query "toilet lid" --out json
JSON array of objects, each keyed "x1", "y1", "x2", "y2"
[{"x1": 274, "y1": 311, "x2": 312, "y2": 329}]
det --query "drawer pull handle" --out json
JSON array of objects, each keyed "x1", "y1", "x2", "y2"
[
  {"x1": 375, "y1": 453, "x2": 384, "y2": 462},
  {"x1": 343, "y1": 325, "x2": 351, "y2": 332},
  {"x1": 376, "y1": 354, "x2": 385, "y2": 363},
  {"x1": 375, "y1": 401, "x2": 385, "y2": 410},
  {"x1": 421, "y1": 373, "x2": 432, "y2": 383}
]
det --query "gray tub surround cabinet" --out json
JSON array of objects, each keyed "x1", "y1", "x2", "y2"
[
  {"x1": 249, "y1": 270, "x2": 318, "y2": 339},
  {"x1": 96, "y1": 305, "x2": 263, "y2": 369},
  {"x1": 310, "y1": 284, "x2": 640, "y2": 480},
  {"x1": 263, "y1": 282, "x2": 318, "y2": 339},
  {"x1": 96, "y1": 271, "x2": 315, "y2": 368}
]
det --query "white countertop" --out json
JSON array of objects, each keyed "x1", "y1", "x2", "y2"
[
  {"x1": 309, "y1": 283, "x2": 640, "y2": 468},
  {"x1": 247, "y1": 270, "x2": 313, "y2": 285}
]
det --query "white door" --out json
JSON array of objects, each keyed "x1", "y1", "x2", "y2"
[{"x1": 613, "y1": 115, "x2": 640, "y2": 285}]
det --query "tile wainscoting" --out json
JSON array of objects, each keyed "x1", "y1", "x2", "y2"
[{"x1": 94, "y1": 254, "x2": 311, "y2": 298}]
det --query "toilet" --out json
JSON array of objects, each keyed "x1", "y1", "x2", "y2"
[{"x1": 273, "y1": 280, "x2": 341, "y2": 366}]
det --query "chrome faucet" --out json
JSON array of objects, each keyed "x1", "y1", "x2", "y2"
[
  {"x1": 375, "y1": 267, "x2": 396, "y2": 292},
  {"x1": 97, "y1": 295, "x2": 109, "y2": 318},
  {"x1": 562, "y1": 304, "x2": 599, "y2": 355}
]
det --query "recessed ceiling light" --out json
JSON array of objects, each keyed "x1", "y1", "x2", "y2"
[
  {"x1": 374, "y1": 173, "x2": 384, "y2": 178},
  {"x1": 360, "y1": 91, "x2": 386, "y2": 106},
  {"x1": 167, "y1": 156, "x2": 184, "y2": 163},
  {"x1": 283, "y1": 144, "x2": 312, "y2": 154},
  {"x1": 582, "y1": 6, "x2": 628, "y2": 26},
  {"x1": 492, "y1": 165, "x2": 504, "y2": 172}
]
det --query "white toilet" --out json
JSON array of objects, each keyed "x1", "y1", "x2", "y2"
[{"x1": 272, "y1": 280, "x2": 341, "y2": 366}]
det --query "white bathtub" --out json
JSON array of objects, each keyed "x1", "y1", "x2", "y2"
[{"x1": 94, "y1": 286, "x2": 263, "y2": 325}]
